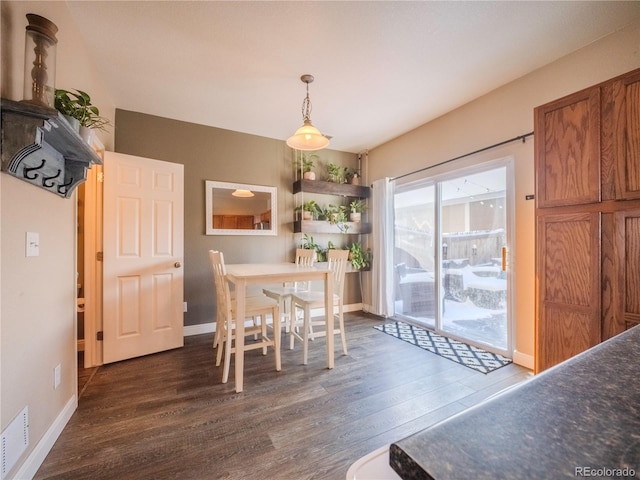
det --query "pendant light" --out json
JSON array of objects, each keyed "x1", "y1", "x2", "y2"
[
  {"x1": 232, "y1": 189, "x2": 254, "y2": 197},
  {"x1": 286, "y1": 74, "x2": 330, "y2": 151}
]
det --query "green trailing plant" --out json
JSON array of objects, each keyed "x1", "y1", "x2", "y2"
[
  {"x1": 295, "y1": 200, "x2": 322, "y2": 220},
  {"x1": 54, "y1": 88, "x2": 112, "y2": 131},
  {"x1": 327, "y1": 204, "x2": 348, "y2": 223},
  {"x1": 301, "y1": 234, "x2": 326, "y2": 262},
  {"x1": 348, "y1": 242, "x2": 372, "y2": 270},
  {"x1": 326, "y1": 163, "x2": 347, "y2": 184},
  {"x1": 327, "y1": 204, "x2": 350, "y2": 233}
]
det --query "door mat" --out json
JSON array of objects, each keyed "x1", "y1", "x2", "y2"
[{"x1": 374, "y1": 321, "x2": 512, "y2": 374}]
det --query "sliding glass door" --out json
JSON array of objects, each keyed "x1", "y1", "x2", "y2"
[{"x1": 393, "y1": 160, "x2": 512, "y2": 355}]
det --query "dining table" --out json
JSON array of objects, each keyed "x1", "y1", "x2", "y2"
[{"x1": 224, "y1": 262, "x2": 335, "y2": 392}]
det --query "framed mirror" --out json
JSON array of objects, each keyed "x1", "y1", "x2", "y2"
[{"x1": 205, "y1": 180, "x2": 277, "y2": 236}]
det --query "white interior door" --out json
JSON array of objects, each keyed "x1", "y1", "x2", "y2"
[{"x1": 103, "y1": 152, "x2": 184, "y2": 363}]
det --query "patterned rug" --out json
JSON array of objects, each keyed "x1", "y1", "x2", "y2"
[{"x1": 374, "y1": 321, "x2": 512, "y2": 374}]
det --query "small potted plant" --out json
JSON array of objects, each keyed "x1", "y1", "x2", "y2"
[
  {"x1": 346, "y1": 168, "x2": 361, "y2": 185},
  {"x1": 296, "y1": 153, "x2": 318, "y2": 180},
  {"x1": 296, "y1": 200, "x2": 320, "y2": 220},
  {"x1": 302, "y1": 234, "x2": 327, "y2": 262},
  {"x1": 349, "y1": 199, "x2": 367, "y2": 223},
  {"x1": 326, "y1": 163, "x2": 347, "y2": 184},
  {"x1": 327, "y1": 204, "x2": 348, "y2": 224},
  {"x1": 54, "y1": 88, "x2": 111, "y2": 139},
  {"x1": 348, "y1": 242, "x2": 372, "y2": 270}
]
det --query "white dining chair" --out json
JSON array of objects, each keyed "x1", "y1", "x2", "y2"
[
  {"x1": 290, "y1": 248, "x2": 349, "y2": 365},
  {"x1": 209, "y1": 250, "x2": 281, "y2": 384},
  {"x1": 262, "y1": 248, "x2": 315, "y2": 348}
]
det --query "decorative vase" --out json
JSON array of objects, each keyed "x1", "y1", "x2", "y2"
[
  {"x1": 23, "y1": 14, "x2": 58, "y2": 108},
  {"x1": 350, "y1": 212, "x2": 361, "y2": 223},
  {"x1": 350, "y1": 174, "x2": 360, "y2": 185},
  {"x1": 303, "y1": 211, "x2": 313, "y2": 220},
  {"x1": 303, "y1": 171, "x2": 316, "y2": 180}
]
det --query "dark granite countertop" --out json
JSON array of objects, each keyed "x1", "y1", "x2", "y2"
[{"x1": 390, "y1": 326, "x2": 640, "y2": 480}]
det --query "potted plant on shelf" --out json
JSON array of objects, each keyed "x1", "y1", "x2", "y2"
[
  {"x1": 327, "y1": 204, "x2": 350, "y2": 233},
  {"x1": 326, "y1": 163, "x2": 347, "y2": 184},
  {"x1": 295, "y1": 153, "x2": 318, "y2": 180},
  {"x1": 349, "y1": 199, "x2": 367, "y2": 223},
  {"x1": 302, "y1": 234, "x2": 327, "y2": 262},
  {"x1": 348, "y1": 242, "x2": 372, "y2": 270},
  {"x1": 296, "y1": 200, "x2": 321, "y2": 220},
  {"x1": 54, "y1": 88, "x2": 111, "y2": 140},
  {"x1": 346, "y1": 168, "x2": 361, "y2": 185}
]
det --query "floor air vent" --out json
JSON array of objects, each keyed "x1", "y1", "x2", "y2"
[{"x1": 1, "y1": 406, "x2": 29, "y2": 479}]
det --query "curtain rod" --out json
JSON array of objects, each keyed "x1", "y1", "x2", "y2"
[{"x1": 391, "y1": 131, "x2": 534, "y2": 182}]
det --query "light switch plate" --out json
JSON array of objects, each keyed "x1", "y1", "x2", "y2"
[{"x1": 26, "y1": 232, "x2": 39, "y2": 257}]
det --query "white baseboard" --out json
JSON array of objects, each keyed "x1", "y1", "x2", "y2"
[
  {"x1": 183, "y1": 322, "x2": 216, "y2": 337},
  {"x1": 183, "y1": 304, "x2": 362, "y2": 337},
  {"x1": 512, "y1": 350, "x2": 534, "y2": 370},
  {"x1": 11, "y1": 395, "x2": 77, "y2": 480}
]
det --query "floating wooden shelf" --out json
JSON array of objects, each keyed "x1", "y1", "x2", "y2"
[
  {"x1": 1, "y1": 98, "x2": 102, "y2": 198},
  {"x1": 294, "y1": 220, "x2": 372, "y2": 234},
  {"x1": 293, "y1": 179, "x2": 370, "y2": 198}
]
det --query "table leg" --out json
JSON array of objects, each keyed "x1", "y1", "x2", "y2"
[
  {"x1": 235, "y1": 278, "x2": 246, "y2": 392},
  {"x1": 325, "y1": 271, "x2": 334, "y2": 369}
]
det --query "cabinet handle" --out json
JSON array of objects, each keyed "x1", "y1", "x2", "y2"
[
  {"x1": 174, "y1": 262, "x2": 181, "y2": 268},
  {"x1": 501, "y1": 247, "x2": 507, "y2": 271}
]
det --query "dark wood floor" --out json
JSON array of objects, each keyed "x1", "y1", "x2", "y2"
[{"x1": 36, "y1": 312, "x2": 532, "y2": 480}]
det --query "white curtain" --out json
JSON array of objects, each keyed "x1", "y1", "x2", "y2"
[{"x1": 362, "y1": 177, "x2": 394, "y2": 317}]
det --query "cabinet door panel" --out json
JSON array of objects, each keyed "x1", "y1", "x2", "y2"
[
  {"x1": 536, "y1": 212, "x2": 601, "y2": 372},
  {"x1": 616, "y1": 209, "x2": 640, "y2": 328},
  {"x1": 614, "y1": 70, "x2": 640, "y2": 200},
  {"x1": 535, "y1": 88, "x2": 600, "y2": 207}
]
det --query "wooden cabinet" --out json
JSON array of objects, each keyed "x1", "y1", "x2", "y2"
[
  {"x1": 535, "y1": 88, "x2": 601, "y2": 208},
  {"x1": 535, "y1": 68, "x2": 640, "y2": 372},
  {"x1": 613, "y1": 70, "x2": 640, "y2": 200}
]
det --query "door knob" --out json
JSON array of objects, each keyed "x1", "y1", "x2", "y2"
[{"x1": 174, "y1": 262, "x2": 181, "y2": 268}]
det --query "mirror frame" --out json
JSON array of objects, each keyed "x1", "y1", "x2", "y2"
[{"x1": 205, "y1": 180, "x2": 277, "y2": 236}]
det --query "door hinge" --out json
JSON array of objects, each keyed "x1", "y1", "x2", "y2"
[
  {"x1": 96, "y1": 251, "x2": 103, "y2": 261},
  {"x1": 97, "y1": 171, "x2": 104, "y2": 183},
  {"x1": 96, "y1": 331, "x2": 103, "y2": 341}
]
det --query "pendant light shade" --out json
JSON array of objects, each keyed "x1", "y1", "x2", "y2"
[
  {"x1": 286, "y1": 74, "x2": 329, "y2": 151},
  {"x1": 232, "y1": 189, "x2": 254, "y2": 197}
]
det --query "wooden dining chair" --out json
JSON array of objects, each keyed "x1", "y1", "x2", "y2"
[
  {"x1": 290, "y1": 248, "x2": 349, "y2": 365},
  {"x1": 262, "y1": 248, "x2": 315, "y2": 348},
  {"x1": 208, "y1": 250, "x2": 281, "y2": 384}
]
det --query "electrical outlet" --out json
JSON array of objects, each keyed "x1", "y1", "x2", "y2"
[
  {"x1": 54, "y1": 364, "x2": 61, "y2": 389},
  {"x1": 183, "y1": 301, "x2": 188, "y2": 313}
]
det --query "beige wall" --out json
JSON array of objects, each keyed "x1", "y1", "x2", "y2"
[
  {"x1": 368, "y1": 18, "x2": 640, "y2": 365},
  {"x1": 114, "y1": 110, "x2": 360, "y2": 327},
  {"x1": 1, "y1": 2, "x2": 114, "y2": 478}
]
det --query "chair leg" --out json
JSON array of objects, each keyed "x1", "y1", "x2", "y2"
[
  {"x1": 215, "y1": 317, "x2": 225, "y2": 367},
  {"x1": 222, "y1": 319, "x2": 233, "y2": 384},
  {"x1": 289, "y1": 304, "x2": 297, "y2": 350},
  {"x1": 261, "y1": 315, "x2": 269, "y2": 355},
  {"x1": 273, "y1": 308, "x2": 281, "y2": 371},
  {"x1": 338, "y1": 306, "x2": 348, "y2": 355},
  {"x1": 302, "y1": 304, "x2": 311, "y2": 365}
]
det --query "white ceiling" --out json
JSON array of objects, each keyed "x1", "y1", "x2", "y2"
[{"x1": 65, "y1": 1, "x2": 640, "y2": 153}]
